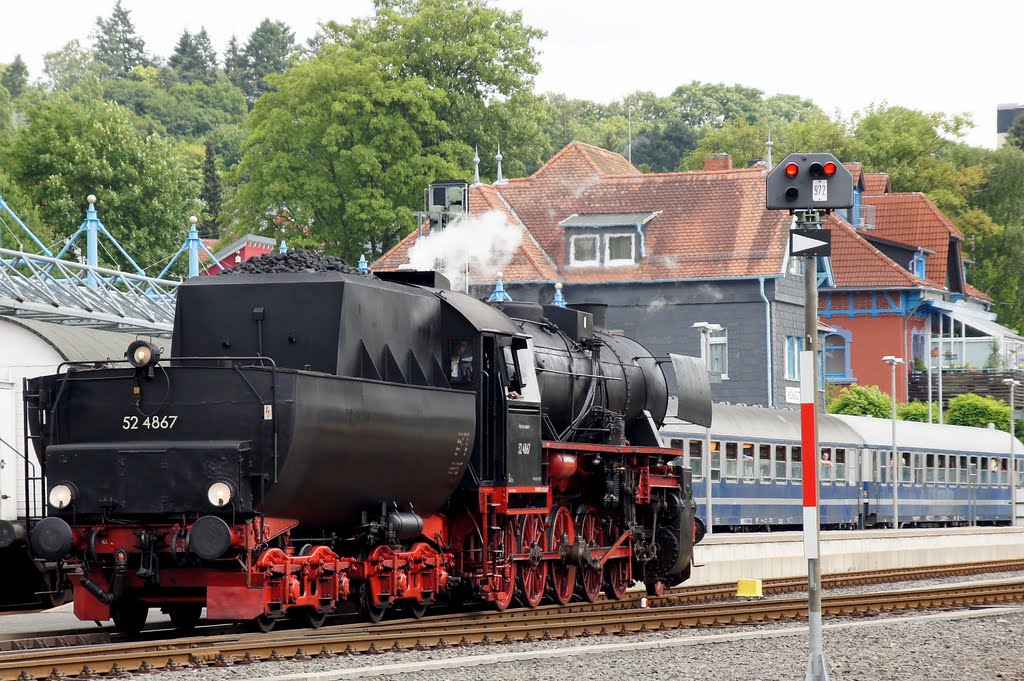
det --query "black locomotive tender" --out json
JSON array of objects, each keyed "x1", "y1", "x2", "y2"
[{"x1": 26, "y1": 256, "x2": 711, "y2": 633}]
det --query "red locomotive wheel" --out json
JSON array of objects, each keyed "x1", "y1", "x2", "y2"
[
  {"x1": 490, "y1": 521, "x2": 518, "y2": 611},
  {"x1": 547, "y1": 505, "x2": 577, "y2": 605},
  {"x1": 603, "y1": 518, "x2": 631, "y2": 600},
  {"x1": 575, "y1": 506, "x2": 604, "y2": 603},
  {"x1": 517, "y1": 514, "x2": 549, "y2": 608}
]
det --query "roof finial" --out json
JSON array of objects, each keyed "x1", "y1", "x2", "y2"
[
  {"x1": 765, "y1": 131, "x2": 774, "y2": 170},
  {"x1": 551, "y1": 282, "x2": 567, "y2": 308},
  {"x1": 488, "y1": 271, "x2": 513, "y2": 302},
  {"x1": 472, "y1": 145, "x2": 481, "y2": 187},
  {"x1": 494, "y1": 143, "x2": 507, "y2": 185},
  {"x1": 358, "y1": 254, "x2": 369, "y2": 273}
]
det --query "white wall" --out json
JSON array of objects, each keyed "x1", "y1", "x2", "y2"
[{"x1": 0, "y1": 322, "x2": 65, "y2": 521}]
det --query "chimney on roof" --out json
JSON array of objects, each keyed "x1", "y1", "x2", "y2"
[{"x1": 703, "y1": 153, "x2": 733, "y2": 172}]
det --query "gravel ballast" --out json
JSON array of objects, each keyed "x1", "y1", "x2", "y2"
[{"x1": 124, "y1": 571, "x2": 1024, "y2": 681}]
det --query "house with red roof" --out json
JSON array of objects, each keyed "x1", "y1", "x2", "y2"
[
  {"x1": 377, "y1": 142, "x2": 816, "y2": 407},
  {"x1": 821, "y1": 175, "x2": 1022, "y2": 401},
  {"x1": 378, "y1": 141, "x2": 1017, "y2": 405}
]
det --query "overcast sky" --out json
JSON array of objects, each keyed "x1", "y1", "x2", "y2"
[{"x1": 3, "y1": 0, "x2": 1020, "y2": 150}]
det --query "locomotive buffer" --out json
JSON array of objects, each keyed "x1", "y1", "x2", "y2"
[{"x1": 767, "y1": 153, "x2": 853, "y2": 681}]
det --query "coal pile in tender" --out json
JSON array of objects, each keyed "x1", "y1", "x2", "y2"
[{"x1": 219, "y1": 250, "x2": 372, "y2": 276}]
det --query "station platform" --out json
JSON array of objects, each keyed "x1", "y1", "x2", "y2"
[{"x1": 688, "y1": 526, "x2": 1024, "y2": 585}]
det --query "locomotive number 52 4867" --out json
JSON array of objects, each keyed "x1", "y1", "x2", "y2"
[{"x1": 122, "y1": 415, "x2": 179, "y2": 430}]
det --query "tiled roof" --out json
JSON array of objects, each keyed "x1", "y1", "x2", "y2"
[
  {"x1": 964, "y1": 282, "x2": 993, "y2": 302},
  {"x1": 375, "y1": 142, "x2": 791, "y2": 283},
  {"x1": 825, "y1": 214, "x2": 933, "y2": 289},
  {"x1": 861, "y1": 193, "x2": 962, "y2": 289},
  {"x1": 844, "y1": 162, "x2": 864, "y2": 191},
  {"x1": 864, "y1": 173, "x2": 891, "y2": 194}
]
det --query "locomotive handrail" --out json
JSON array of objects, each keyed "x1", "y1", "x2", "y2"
[{"x1": 534, "y1": 367, "x2": 623, "y2": 381}]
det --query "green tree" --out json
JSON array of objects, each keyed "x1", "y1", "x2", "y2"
[
  {"x1": 896, "y1": 400, "x2": 939, "y2": 422},
  {"x1": 1007, "y1": 113, "x2": 1024, "y2": 151},
  {"x1": 1, "y1": 55, "x2": 29, "y2": 98},
  {"x1": 945, "y1": 393, "x2": 1010, "y2": 431},
  {"x1": 226, "y1": 45, "x2": 462, "y2": 260},
  {"x1": 852, "y1": 104, "x2": 982, "y2": 215},
  {"x1": 42, "y1": 40, "x2": 102, "y2": 93},
  {"x1": 169, "y1": 28, "x2": 218, "y2": 85},
  {"x1": 827, "y1": 384, "x2": 891, "y2": 419},
  {"x1": 92, "y1": 0, "x2": 152, "y2": 77},
  {"x1": 241, "y1": 19, "x2": 295, "y2": 105},
  {"x1": 223, "y1": 36, "x2": 247, "y2": 91},
  {"x1": 8, "y1": 94, "x2": 201, "y2": 269},
  {"x1": 200, "y1": 139, "x2": 222, "y2": 237},
  {"x1": 328, "y1": 0, "x2": 549, "y2": 180}
]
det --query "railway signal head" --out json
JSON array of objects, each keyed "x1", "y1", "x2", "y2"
[{"x1": 766, "y1": 153, "x2": 854, "y2": 212}]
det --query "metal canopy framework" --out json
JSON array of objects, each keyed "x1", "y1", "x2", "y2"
[{"x1": 0, "y1": 247, "x2": 176, "y2": 336}]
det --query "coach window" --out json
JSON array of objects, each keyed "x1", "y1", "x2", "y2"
[
  {"x1": 710, "y1": 441, "x2": 721, "y2": 481},
  {"x1": 872, "y1": 450, "x2": 881, "y2": 483},
  {"x1": 725, "y1": 442, "x2": 739, "y2": 479},
  {"x1": 936, "y1": 454, "x2": 947, "y2": 484},
  {"x1": 791, "y1": 446, "x2": 802, "y2": 481},
  {"x1": 946, "y1": 455, "x2": 957, "y2": 485},
  {"x1": 689, "y1": 440, "x2": 704, "y2": 480},
  {"x1": 775, "y1": 446, "x2": 788, "y2": 481},
  {"x1": 979, "y1": 457, "x2": 990, "y2": 485},
  {"x1": 925, "y1": 454, "x2": 936, "y2": 484},
  {"x1": 742, "y1": 444, "x2": 755, "y2": 481},
  {"x1": 900, "y1": 452, "x2": 912, "y2": 484},
  {"x1": 834, "y1": 449, "x2": 847, "y2": 483},
  {"x1": 820, "y1": 448, "x2": 833, "y2": 485},
  {"x1": 758, "y1": 444, "x2": 772, "y2": 481},
  {"x1": 912, "y1": 452, "x2": 924, "y2": 484}
]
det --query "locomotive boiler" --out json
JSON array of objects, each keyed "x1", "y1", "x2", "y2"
[{"x1": 25, "y1": 255, "x2": 710, "y2": 633}]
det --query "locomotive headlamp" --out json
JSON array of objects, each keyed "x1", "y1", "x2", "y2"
[
  {"x1": 207, "y1": 481, "x2": 234, "y2": 507},
  {"x1": 126, "y1": 340, "x2": 161, "y2": 368},
  {"x1": 48, "y1": 483, "x2": 77, "y2": 509}
]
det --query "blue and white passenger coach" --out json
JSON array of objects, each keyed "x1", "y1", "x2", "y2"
[{"x1": 662, "y1": 404, "x2": 1024, "y2": 531}]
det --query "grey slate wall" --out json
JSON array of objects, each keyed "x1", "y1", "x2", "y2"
[{"x1": 471, "y1": 276, "x2": 807, "y2": 409}]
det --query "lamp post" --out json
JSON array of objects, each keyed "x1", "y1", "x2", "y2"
[
  {"x1": 882, "y1": 356, "x2": 904, "y2": 529},
  {"x1": 692, "y1": 322, "x2": 722, "y2": 536},
  {"x1": 1003, "y1": 377, "x2": 1020, "y2": 527}
]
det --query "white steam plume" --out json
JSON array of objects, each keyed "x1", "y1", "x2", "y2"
[{"x1": 407, "y1": 210, "x2": 523, "y2": 291}]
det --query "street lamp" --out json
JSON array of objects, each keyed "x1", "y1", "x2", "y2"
[
  {"x1": 1003, "y1": 377, "x2": 1020, "y2": 527},
  {"x1": 692, "y1": 322, "x2": 722, "y2": 536},
  {"x1": 882, "y1": 356, "x2": 904, "y2": 529}
]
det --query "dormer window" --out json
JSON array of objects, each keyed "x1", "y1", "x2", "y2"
[
  {"x1": 912, "y1": 251, "x2": 927, "y2": 279},
  {"x1": 571, "y1": 235, "x2": 599, "y2": 265},
  {"x1": 561, "y1": 212, "x2": 658, "y2": 268},
  {"x1": 606, "y1": 234, "x2": 635, "y2": 265}
]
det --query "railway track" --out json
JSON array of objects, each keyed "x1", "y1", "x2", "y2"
[{"x1": 2, "y1": 560, "x2": 1023, "y2": 680}]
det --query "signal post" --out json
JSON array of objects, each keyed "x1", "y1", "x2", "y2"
[{"x1": 766, "y1": 153, "x2": 854, "y2": 681}]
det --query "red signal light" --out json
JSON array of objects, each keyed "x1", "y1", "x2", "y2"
[
  {"x1": 823, "y1": 162, "x2": 837, "y2": 177},
  {"x1": 785, "y1": 163, "x2": 799, "y2": 178}
]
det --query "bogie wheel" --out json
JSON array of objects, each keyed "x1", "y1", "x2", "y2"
[
  {"x1": 517, "y1": 514, "x2": 549, "y2": 608},
  {"x1": 111, "y1": 601, "x2": 149, "y2": 636},
  {"x1": 248, "y1": 613, "x2": 277, "y2": 633},
  {"x1": 489, "y1": 521, "x2": 518, "y2": 611},
  {"x1": 402, "y1": 600, "x2": 429, "y2": 619},
  {"x1": 167, "y1": 604, "x2": 203, "y2": 632},
  {"x1": 357, "y1": 582, "x2": 386, "y2": 623},
  {"x1": 290, "y1": 605, "x2": 329, "y2": 629},
  {"x1": 547, "y1": 506, "x2": 576, "y2": 605},
  {"x1": 575, "y1": 506, "x2": 604, "y2": 603},
  {"x1": 603, "y1": 519, "x2": 631, "y2": 600}
]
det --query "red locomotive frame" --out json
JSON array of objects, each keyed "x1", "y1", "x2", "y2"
[{"x1": 66, "y1": 441, "x2": 691, "y2": 628}]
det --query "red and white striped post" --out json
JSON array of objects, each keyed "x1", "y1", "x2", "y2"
[{"x1": 801, "y1": 225, "x2": 829, "y2": 681}]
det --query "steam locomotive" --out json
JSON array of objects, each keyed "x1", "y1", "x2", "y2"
[{"x1": 25, "y1": 264, "x2": 711, "y2": 633}]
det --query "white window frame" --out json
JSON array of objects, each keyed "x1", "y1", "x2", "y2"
[
  {"x1": 785, "y1": 335, "x2": 803, "y2": 381},
  {"x1": 789, "y1": 257, "x2": 805, "y2": 276},
  {"x1": 707, "y1": 327, "x2": 728, "y2": 379},
  {"x1": 604, "y1": 233, "x2": 635, "y2": 266},
  {"x1": 569, "y1": 234, "x2": 599, "y2": 266}
]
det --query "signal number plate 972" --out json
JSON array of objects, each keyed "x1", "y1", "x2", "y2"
[{"x1": 122, "y1": 415, "x2": 178, "y2": 430}]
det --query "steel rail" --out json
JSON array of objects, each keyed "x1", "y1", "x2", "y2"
[{"x1": 2, "y1": 576, "x2": 1023, "y2": 680}]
